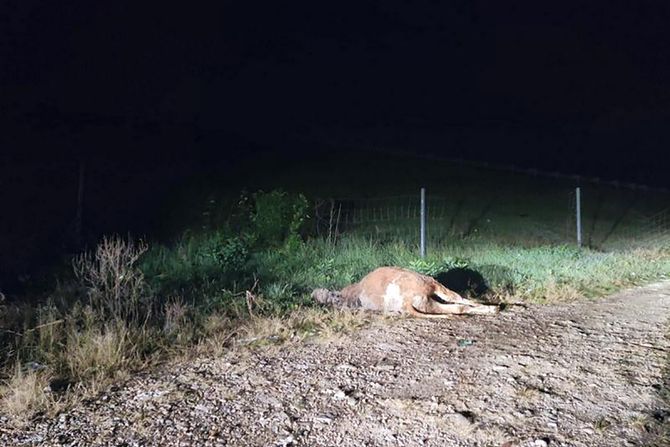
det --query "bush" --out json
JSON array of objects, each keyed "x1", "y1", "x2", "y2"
[
  {"x1": 72, "y1": 236, "x2": 149, "y2": 325},
  {"x1": 213, "y1": 234, "x2": 252, "y2": 276},
  {"x1": 140, "y1": 190, "x2": 310, "y2": 303},
  {"x1": 248, "y1": 190, "x2": 309, "y2": 248},
  {"x1": 140, "y1": 231, "x2": 254, "y2": 305}
]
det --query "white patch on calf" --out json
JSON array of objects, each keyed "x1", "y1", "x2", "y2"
[{"x1": 383, "y1": 283, "x2": 404, "y2": 313}]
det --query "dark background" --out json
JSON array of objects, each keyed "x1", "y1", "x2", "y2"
[{"x1": 2, "y1": 1, "x2": 670, "y2": 290}]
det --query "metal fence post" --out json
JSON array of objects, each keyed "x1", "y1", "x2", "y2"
[
  {"x1": 576, "y1": 187, "x2": 582, "y2": 248},
  {"x1": 420, "y1": 187, "x2": 426, "y2": 258}
]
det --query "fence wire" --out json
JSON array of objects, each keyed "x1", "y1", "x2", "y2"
[{"x1": 315, "y1": 188, "x2": 670, "y2": 251}]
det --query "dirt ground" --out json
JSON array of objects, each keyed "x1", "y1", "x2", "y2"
[{"x1": 3, "y1": 281, "x2": 670, "y2": 446}]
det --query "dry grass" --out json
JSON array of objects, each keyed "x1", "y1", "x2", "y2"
[
  {"x1": 531, "y1": 278, "x2": 582, "y2": 303},
  {"x1": 515, "y1": 386, "x2": 541, "y2": 401},
  {"x1": 630, "y1": 413, "x2": 653, "y2": 432},
  {"x1": 594, "y1": 417, "x2": 612, "y2": 433},
  {"x1": 162, "y1": 299, "x2": 189, "y2": 336},
  {"x1": 194, "y1": 314, "x2": 237, "y2": 357},
  {"x1": 65, "y1": 322, "x2": 136, "y2": 382},
  {"x1": 236, "y1": 307, "x2": 371, "y2": 347},
  {"x1": 650, "y1": 435, "x2": 670, "y2": 447},
  {"x1": 631, "y1": 247, "x2": 670, "y2": 262},
  {"x1": 0, "y1": 367, "x2": 59, "y2": 427},
  {"x1": 0, "y1": 304, "x2": 372, "y2": 424}
]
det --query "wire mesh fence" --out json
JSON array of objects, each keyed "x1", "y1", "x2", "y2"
[
  {"x1": 615, "y1": 208, "x2": 670, "y2": 250},
  {"x1": 314, "y1": 187, "x2": 670, "y2": 253}
]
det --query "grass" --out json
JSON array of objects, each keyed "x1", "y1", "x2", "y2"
[
  {"x1": 248, "y1": 236, "x2": 670, "y2": 303},
  {"x1": 163, "y1": 151, "x2": 669, "y2": 249},
  {"x1": 2, "y1": 153, "x2": 669, "y2": 428},
  {"x1": 516, "y1": 386, "x2": 541, "y2": 401},
  {"x1": 3, "y1": 231, "x2": 670, "y2": 427},
  {"x1": 594, "y1": 417, "x2": 612, "y2": 433},
  {"x1": 1, "y1": 367, "x2": 56, "y2": 427}
]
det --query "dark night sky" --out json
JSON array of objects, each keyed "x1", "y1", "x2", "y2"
[
  {"x1": 3, "y1": 1, "x2": 670, "y2": 170},
  {"x1": 2, "y1": 0, "x2": 670, "y2": 289}
]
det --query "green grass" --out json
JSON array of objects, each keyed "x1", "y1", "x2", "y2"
[
  {"x1": 2, "y1": 150, "x2": 669, "y2": 425},
  {"x1": 159, "y1": 151, "x2": 669, "y2": 251},
  {"x1": 140, "y1": 230, "x2": 670, "y2": 308}
]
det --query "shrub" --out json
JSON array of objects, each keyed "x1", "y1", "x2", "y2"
[
  {"x1": 140, "y1": 231, "x2": 254, "y2": 305},
  {"x1": 249, "y1": 190, "x2": 309, "y2": 248},
  {"x1": 213, "y1": 234, "x2": 252, "y2": 276},
  {"x1": 72, "y1": 236, "x2": 149, "y2": 325}
]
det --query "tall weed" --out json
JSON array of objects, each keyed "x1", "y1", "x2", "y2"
[{"x1": 72, "y1": 236, "x2": 149, "y2": 325}]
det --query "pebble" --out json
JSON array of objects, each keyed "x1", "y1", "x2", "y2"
[
  {"x1": 3, "y1": 283, "x2": 669, "y2": 446},
  {"x1": 313, "y1": 416, "x2": 334, "y2": 424}
]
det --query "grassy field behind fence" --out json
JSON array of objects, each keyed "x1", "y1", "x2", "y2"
[{"x1": 1, "y1": 152, "x2": 669, "y2": 425}]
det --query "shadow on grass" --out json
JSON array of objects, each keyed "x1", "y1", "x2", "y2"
[
  {"x1": 436, "y1": 268, "x2": 489, "y2": 297},
  {"x1": 435, "y1": 264, "x2": 517, "y2": 299}
]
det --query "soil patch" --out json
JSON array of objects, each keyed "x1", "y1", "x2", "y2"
[{"x1": 3, "y1": 281, "x2": 670, "y2": 446}]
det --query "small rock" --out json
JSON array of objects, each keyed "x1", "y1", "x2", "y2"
[
  {"x1": 457, "y1": 339, "x2": 476, "y2": 347},
  {"x1": 276, "y1": 434, "x2": 295, "y2": 446},
  {"x1": 446, "y1": 412, "x2": 475, "y2": 426},
  {"x1": 313, "y1": 415, "x2": 333, "y2": 424},
  {"x1": 533, "y1": 440, "x2": 548, "y2": 447},
  {"x1": 335, "y1": 363, "x2": 356, "y2": 370}
]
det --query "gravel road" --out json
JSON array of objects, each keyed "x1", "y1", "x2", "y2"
[{"x1": 3, "y1": 281, "x2": 670, "y2": 446}]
